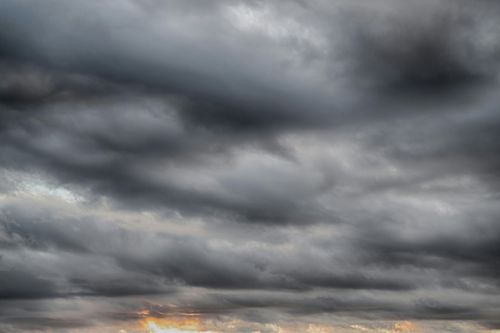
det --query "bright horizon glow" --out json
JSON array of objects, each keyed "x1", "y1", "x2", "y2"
[
  {"x1": 141, "y1": 316, "x2": 217, "y2": 333},
  {"x1": 145, "y1": 322, "x2": 207, "y2": 333}
]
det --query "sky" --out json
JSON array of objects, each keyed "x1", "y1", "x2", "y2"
[{"x1": 1, "y1": 0, "x2": 500, "y2": 332}]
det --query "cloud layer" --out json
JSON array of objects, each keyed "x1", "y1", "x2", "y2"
[{"x1": 1, "y1": 1, "x2": 500, "y2": 332}]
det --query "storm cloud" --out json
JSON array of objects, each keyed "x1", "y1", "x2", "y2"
[{"x1": 1, "y1": 1, "x2": 500, "y2": 332}]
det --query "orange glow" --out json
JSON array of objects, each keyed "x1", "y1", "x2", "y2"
[
  {"x1": 136, "y1": 314, "x2": 419, "y2": 333},
  {"x1": 139, "y1": 314, "x2": 216, "y2": 333},
  {"x1": 393, "y1": 321, "x2": 418, "y2": 332}
]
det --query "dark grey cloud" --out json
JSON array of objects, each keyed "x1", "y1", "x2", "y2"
[
  {"x1": 1, "y1": 0, "x2": 500, "y2": 332},
  {"x1": 0, "y1": 270, "x2": 58, "y2": 300},
  {"x1": 339, "y1": 1, "x2": 500, "y2": 94}
]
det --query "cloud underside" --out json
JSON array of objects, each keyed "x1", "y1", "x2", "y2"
[{"x1": 1, "y1": 0, "x2": 500, "y2": 332}]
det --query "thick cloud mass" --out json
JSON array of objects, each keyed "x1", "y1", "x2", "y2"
[{"x1": 1, "y1": 1, "x2": 500, "y2": 332}]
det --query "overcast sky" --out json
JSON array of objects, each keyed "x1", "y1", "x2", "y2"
[{"x1": 1, "y1": 1, "x2": 500, "y2": 332}]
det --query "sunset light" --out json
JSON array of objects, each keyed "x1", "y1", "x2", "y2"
[{"x1": 140, "y1": 316, "x2": 216, "y2": 333}]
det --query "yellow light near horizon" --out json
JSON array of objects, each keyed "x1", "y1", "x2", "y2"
[
  {"x1": 393, "y1": 321, "x2": 418, "y2": 332},
  {"x1": 140, "y1": 316, "x2": 217, "y2": 333},
  {"x1": 145, "y1": 321, "x2": 199, "y2": 333}
]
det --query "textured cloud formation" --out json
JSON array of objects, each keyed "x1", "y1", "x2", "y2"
[{"x1": 1, "y1": 1, "x2": 500, "y2": 332}]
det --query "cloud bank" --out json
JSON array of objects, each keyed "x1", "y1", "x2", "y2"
[{"x1": 1, "y1": 1, "x2": 500, "y2": 332}]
